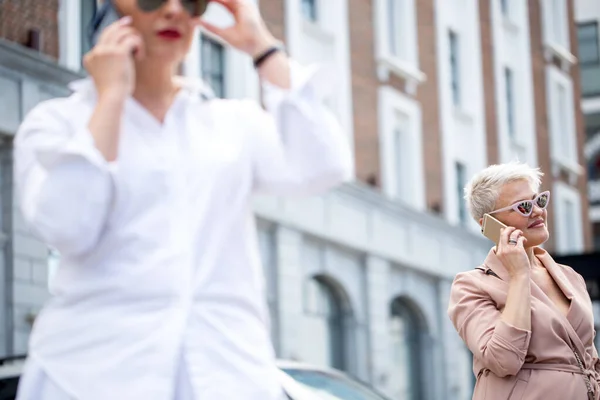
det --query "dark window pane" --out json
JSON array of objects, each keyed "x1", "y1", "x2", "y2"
[
  {"x1": 578, "y1": 23, "x2": 599, "y2": 65},
  {"x1": 505, "y1": 67, "x2": 515, "y2": 137},
  {"x1": 456, "y1": 162, "x2": 467, "y2": 225},
  {"x1": 449, "y1": 30, "x2": 460, "y2": 106},
  {"x1": 301, "y1": 0, "x2": 317, "y2": 21},
  {"x1": 81, "y1": 0, "x2": 98, "y2": 63},
  {"x1": 200, "y1": 36, "x2": 225, "y2": 98}
]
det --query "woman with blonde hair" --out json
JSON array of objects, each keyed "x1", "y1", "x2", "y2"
[
  {"x1": 13, "y1": 0, "x2": 351, "y2": 399},
  {"x1": 448, "y1": 162, "x2": 600, "y2": 399}
]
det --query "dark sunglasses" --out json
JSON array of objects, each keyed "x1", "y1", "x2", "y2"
[
  {"x1": 89, "y1": 0, "x2": 210, "y2": 47},
  {"x1": 136, "y1": 0, "x2": 210, "y2": 16}
]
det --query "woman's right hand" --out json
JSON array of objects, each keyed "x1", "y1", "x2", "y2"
[
  {"x1": 496, "y1": 227, "x2": 530, "y2": 278},
  {"x1": 83, "y1": 16, "x2": 144, "y2": 99}
]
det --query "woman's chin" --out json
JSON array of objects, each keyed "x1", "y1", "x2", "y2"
[{"x1": 524, "y1": 228, "x2": 550, "y2": 248}]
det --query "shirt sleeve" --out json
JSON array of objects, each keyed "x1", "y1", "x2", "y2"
[
  {"x1": 14, "y1": 99, "x2": 116, "y2": 258},
  {"x1": 448, "y1": 272, "x2": 532, "y2": 377},
  {"x1": 247, "y1": 60, "x2": 354, "y2": 197}
]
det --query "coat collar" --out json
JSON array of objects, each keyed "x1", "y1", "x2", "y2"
[{"x1": 482, "y1": 246, "x2": 575, "y2": 300}]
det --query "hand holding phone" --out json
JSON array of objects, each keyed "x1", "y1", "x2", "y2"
[
  {"x1": 83, "y1": 15, "x2": 145, "y2": 99},
  {"x1": 481, "y1": 214, "x2": 507, "y2": 245},
  {"x1": 482, "y1": 214, "x2": 530, "y2": 277}
]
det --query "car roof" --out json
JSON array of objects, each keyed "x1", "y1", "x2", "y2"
[{"x1": 276, "y1": 360, "x2": 347, "y2": 376}]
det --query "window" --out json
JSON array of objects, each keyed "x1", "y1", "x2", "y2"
[
  {"x1": 449, "y1": 30, "x2": 461, "y2": 106},
  {"x1": 80, "y1": 0, "x2": 99, "y2": 60},
  {"x1": 546, "y1": 66, "x2": 577, "y2": 165},
  {"x1": 48, "y1": 248, "x2": 61, "y2": 291},
  {"x1": 543, "y1": 0, "x2": 569, "y2": 50},
  {"x1": 301, "y1": 0, "x2": 318, "y2": 22},
  {"x1": 585, "y1": 112, "x2": 600, "y2": 141},
  {"x1": 387, "y1": 0, "x2": 405, "y2": 59},
  {"x1": 554, "y1": 182, "x2": 584, "y2": 255},
  {"x1": 556, "y1": 84, "x2": 570, "y2": 153},
  {"x1": 389, "y1": 298, "x2": 426, "y2": 400},
  {"x1": 563, "y1": 199, "x2": 577, "y2": 250},
  {"x1": 504, "y1": 67, "x2": 515, "y2": 138},
  {"x1": 578, "y1": 23, "x2": 600, "y2": 97},
  {"x1": 200, "y1": 35, "x2": 226, "y2": 98},
  {"x1": 392, "y1": 111, "x2": 409, "y2": 202},
  {"x1": 379, "y1": 87, "x2": 425, "y2": 209},
  {"x1": 578, "y1": 23, "x2": 600, "y2": 65},
  {"x1": 258, "y1": 227, "x2": 278, "y2": 353},
  {"x1": 500, "y1": 0, "x2": 509, "y2": 16},
  {"x1": 456, "y1": 162, "x2": 467, "y2": 226},
  {"x1": 305, "y1": 277, "x2": 348, "y2": 371}
]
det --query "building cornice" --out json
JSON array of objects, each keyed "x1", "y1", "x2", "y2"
[{"x1": 0, "y1": 39, "x2": 83, "y2": 86}]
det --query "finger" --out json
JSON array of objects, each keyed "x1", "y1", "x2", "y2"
[
  {"x1": 517, "y1": 235, "x2": 527, "y2": 247},
  {"x1": 509, "y1": 229, "x2": 523, "y2": 241},
  {"x1": 108, "y1": 27, "x2": 139, "y2": 46},
  {"x1": 98, "y1": 16, "x2": 133, "y2": 45},
  {"x1": 500, "y1": 226, "x2": 515, "y2": 242},
  {"x1": 207, "y1": 0, "x2": 241, "y2": 13}
]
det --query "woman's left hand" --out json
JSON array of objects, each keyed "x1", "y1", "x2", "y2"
[{"x1": 197, "y1": 0, "x2": 279, "y2": 58}]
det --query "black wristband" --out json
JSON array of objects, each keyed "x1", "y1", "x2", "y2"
[{"x1": 253, "y1": 45, "x2": 284, "y2": 69}]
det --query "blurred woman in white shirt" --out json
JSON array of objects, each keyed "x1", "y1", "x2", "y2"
[{"x1": 13, "y1": 0, "x2": 352, "y2": 399}]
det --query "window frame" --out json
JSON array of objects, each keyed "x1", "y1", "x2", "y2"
[
  {"x1": 378, "y1": 86, "x2": 425, "y2": 210},
  {"x1": 541, "y1": 0, "x2": 570, "y2": 51},
  {"x1": 373, "y1": 0, "x2": 424, "y2": 87},
  {"x1": 545, "y1": 65, "x2": 579, "y2": 168},
  {"x1": 553, "y1": 181, "x2": 584, "y2": 255}
]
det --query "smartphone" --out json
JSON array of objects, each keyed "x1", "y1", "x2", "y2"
[{"x1": 481, "y1": 214, "x2": 507, "y2": 245}]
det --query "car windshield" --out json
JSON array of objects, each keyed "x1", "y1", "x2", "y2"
[{"x1": 281, "y1": 368, "x2": 390, "y2": 400}]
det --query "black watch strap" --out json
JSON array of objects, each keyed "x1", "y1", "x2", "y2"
[{"x1": 253, "y1": 44, "x2": 285, "y2": 68}]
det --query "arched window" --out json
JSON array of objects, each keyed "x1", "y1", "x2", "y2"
[
  {"x1": 388, "y1": 297, "x2": 427, "y2": 400},
  {"x1": 305, "y1": 275, "x2": 353, "y2": 372}
]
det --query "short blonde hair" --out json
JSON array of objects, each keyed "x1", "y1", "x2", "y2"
[{"x1": 464, "y1": 162, "x2": 543, "y2": 221}]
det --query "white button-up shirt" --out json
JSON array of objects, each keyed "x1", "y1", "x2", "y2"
[{"x1": 14, "y1": 61, "x2": 352, "y2": 400}]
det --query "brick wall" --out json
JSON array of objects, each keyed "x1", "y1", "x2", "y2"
[
  {"x1": 479, "y1": 0, "x2": 500, "y2": 167},
  {"x1": 347, "y1": 0, "x2": 381, "y2": 186},
  {"x1": 528, "y1": 0, "x2": 557, "y2": 251},
  {"x1": 416, "y1": 0, "x2": 444, "y2": 214},
  {"x1": 0, "y1": 0, "x2": 60, "y2": 59}
]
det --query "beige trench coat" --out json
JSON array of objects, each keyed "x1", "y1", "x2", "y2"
[{"x1": 448, "y1": 247, "x2": 600, "y2": 400}]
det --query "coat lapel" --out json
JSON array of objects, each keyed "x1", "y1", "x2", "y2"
[{"x1": 482, "y1": 247, "x2": 588, "y2": 363}]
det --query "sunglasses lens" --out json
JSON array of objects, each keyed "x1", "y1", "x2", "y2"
[
  {"x1": 516, "y1": 201, "x2": 533, "y2": 216},
  {"x1": 537, "y1": 193, "x2": 549, "y2": 208},
  {"x1": 137, "y1": 0, "x2": 209, "y2": 16},
  {"x1": 137, "y1": 0, "x2": 165, "y2": 12},
  {"x1": 184, "y1": 0, "x2": 209, "y2": 16}
]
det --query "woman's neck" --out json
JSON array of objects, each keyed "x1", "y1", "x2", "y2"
[
  {"x1": 525, "y1": 246, "x2": 541, "y2": 269},
  {"x1": 132, "y1": 61, "x2": 179, "y2": 104}
]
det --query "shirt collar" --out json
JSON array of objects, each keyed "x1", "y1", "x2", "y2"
[{"x1": 68, "y1": 76, "x2": 215, "y2": 101}]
